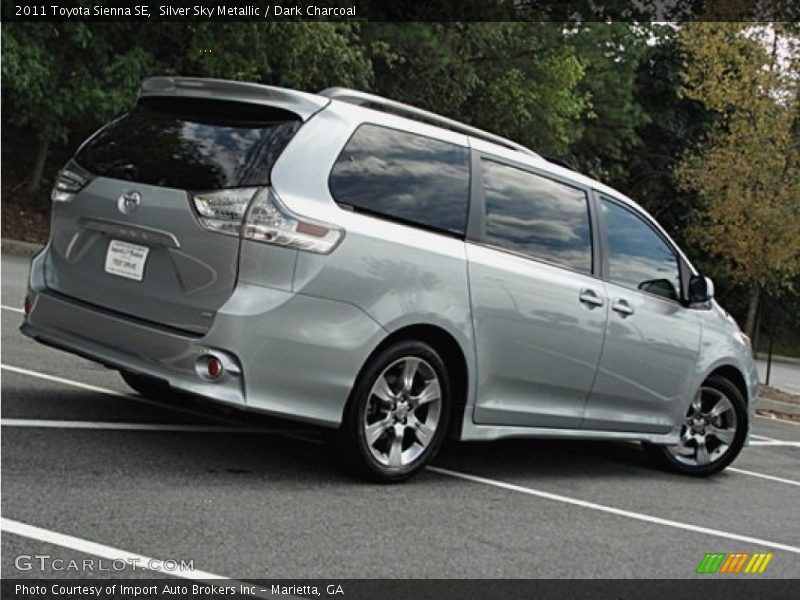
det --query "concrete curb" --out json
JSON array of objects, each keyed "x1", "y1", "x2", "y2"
[
  {"x1": 757, "y1": 397, "x2": 800, "y2": 417},
  {"x1": 756, "y1": 353, "x2": 800, "y2": 366},
  {"x1": 2, "y1": 238, "x2": 44, "y2": 256}
]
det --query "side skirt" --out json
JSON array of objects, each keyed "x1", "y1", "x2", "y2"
[{"x1": 459, "y1": 422, "x2": 681, "y2": 444}]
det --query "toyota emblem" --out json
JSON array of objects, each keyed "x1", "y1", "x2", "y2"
[{"x1": 118, "y1": 191, "x2": 141, "y2": 214}]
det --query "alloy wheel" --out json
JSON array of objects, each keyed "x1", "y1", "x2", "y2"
[
  {"x1": 363, "y1": 356, "x2": 442, "y2": 468},
  {"x1": 667, "y1": 386, "x2": 738, "y2": 466}
]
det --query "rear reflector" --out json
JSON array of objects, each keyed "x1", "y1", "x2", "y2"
[
  {"x1": 206, "y1": 357, "x2": 223, "y2": 380},
  {"x1": 196, "y1": 354, "x2": 224, "y2": 381}
]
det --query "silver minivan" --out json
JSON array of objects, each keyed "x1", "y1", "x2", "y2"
[{"x1": 22, "y1": 77, "x2": 759, "y2": 481}]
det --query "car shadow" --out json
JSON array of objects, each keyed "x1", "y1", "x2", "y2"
[
  {"x1": 3, "y1": 387, "x2": 681, "y2": 485},
  {"x1": 436, "y1": 437, "x2": 659, "y2": 480}
]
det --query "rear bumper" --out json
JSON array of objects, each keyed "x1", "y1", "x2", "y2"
[{"x1": 22, "y1": 246, "x2": 386, "y2": 426}]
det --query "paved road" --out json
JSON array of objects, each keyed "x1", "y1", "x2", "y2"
[
  {"x1": 757, "y1": 359, "x2": 800, "y2": 395},
  {"x1": 1, "y1": 253, "x2": 798, "y2": 581}
]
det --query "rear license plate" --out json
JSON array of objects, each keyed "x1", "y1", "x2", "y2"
[{"x1": 104, "y1": 240, "x2": 149, "y2": 281}]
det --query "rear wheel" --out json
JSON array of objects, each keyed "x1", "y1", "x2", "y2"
[
  {"x1": 340, "y1": 340, "x2": 451, "y2": 483},
  {"x1": 644, "y1": 375, "x2": 747, "y2": 476}
]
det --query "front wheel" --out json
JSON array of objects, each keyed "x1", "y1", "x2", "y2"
[
  {"x1": 643, "y1": 375, "x2": 747, "y2": 476},
  {"x1": 340, "y1": 340, "x2": 451, "y2": 483}
]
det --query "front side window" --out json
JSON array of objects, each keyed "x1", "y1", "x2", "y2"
[
  {"x1": 328, "y1": 124, "x2": 470, "y2": 235},
  {"x1": 602, "y1": 198, "x2": 681, "y2": 301},
  {"x1": 481, "y1": 160, "x2": 593, "y2": 274}
]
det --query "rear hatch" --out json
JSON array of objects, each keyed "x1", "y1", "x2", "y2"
[{"x1": 45, "y1": 80, "x2": 323, "y2": 334}]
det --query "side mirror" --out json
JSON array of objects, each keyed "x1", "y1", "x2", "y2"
[
  {"x1": 688, "y1": 275, "x2": 714, "y2": 304},
  {"x1": 638, "y1": 278, "x2": 679, "y2": 301}
]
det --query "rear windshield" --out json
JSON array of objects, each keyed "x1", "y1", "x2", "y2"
[{"x1": 75, "y1": 97, "x2": 302, "y2": 190}]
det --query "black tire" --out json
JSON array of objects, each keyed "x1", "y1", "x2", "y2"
[
  {"x1": 643, "y1": 375, "x2": 748, "y2": 477},
  {"x1": 339, "y1": 340, "x2": 452, "y2": 483},
  {"x1": 119, "y1": 370, "x2": 170, "y2": 400}
]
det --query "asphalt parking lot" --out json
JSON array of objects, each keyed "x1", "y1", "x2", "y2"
[{"x1": 1, "y1": 252, "x2": 798, "y2": 580}]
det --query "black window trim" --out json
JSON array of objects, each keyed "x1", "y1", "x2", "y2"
[
  {"x1": 467, "y1": 149, "x2": 600, "y2": 279},
  {"x1": 594, "y1": 191, "x2": 686, "y2": 306},
  {"x1": 327, "y1": 121, "x2": 472, "y2": 240}
]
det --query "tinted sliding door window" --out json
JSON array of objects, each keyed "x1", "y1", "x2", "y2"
[
  {"x1": 480, "y1": 160, "x2": 593, "y2": 274},
  {"x1": 601, "y1": 198, "x2": 681, "y2": 301},
  {"x1": 329, "y1": 124, "x2": 471, "y2": 236}
]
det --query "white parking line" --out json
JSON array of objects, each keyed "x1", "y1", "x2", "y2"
[
  {"x1": 2, "y1": 418, "x2": 272, "y2": 433},
  {"x1": 3, "y1": 364, "x2": 138, "y2": 399},
  {"x1": 749, "y1": 440, "x2": 800, "y2": 447},
  {"x1": 749, "y1": 431, "x2": 800, "y2": 446},
  {"x1": 1, "y1": 363, "x2": 244, "y2": 426},
  {"x1": 1, "y1": 304, "x2": 24, "y2": 314},
  {"x1": 0, "y1": 418, "x2": 321, "y2": 443},
  {"x1": 0, "y1": 364, "x2": 323, "y2": 444},
  {"x1": 427, "y1": 466, "x2": 800, "y2": 555},
  {"x1": 2, "y1": 518, "x2": 294, "y2": 598},
  {"x1": 727, "y1": 467, "x2": 800, "y2": 487},
  {"x1": 1, "y1": 517, "x2": 228, "y2": 579}
]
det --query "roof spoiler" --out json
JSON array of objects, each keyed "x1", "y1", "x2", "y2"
[{"x1": 140, "y1": 77, "x2": 330, "y2": 121}]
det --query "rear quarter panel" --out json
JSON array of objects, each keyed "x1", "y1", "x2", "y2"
[{"x1": 270, "y1": 103, "x2": 478, "y2": 420}]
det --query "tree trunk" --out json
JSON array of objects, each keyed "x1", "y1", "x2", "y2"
[
  {"x1": 26, "y1": 135, "x2": 50, "y2": 197},
  {"x1": 743, "y1": 284, "x2": 761, "y2": 340}
]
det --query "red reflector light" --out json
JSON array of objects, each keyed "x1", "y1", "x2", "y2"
[
  {"x1": 206, "y1": 357, "x2": 223, "y2": 380},
  {"x1": 24, "y1": 296, "x2": 33, "y2": 316},
  {"x1": 296, "y1": 220, "x2": 329, "y2": 237}
]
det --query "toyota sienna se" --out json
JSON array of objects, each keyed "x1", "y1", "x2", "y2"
[{"x1": 21, "y1": 77, "x2": 759, "y2": 482}]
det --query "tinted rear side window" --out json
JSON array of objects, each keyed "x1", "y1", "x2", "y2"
[
  {"x1": 481, "y1": 160, "x2": 593, "y2": 274},
  {"x1": 329, "y1": 124, "x2": 470, "y2": 236},
  {"x1": 76, "y1": 97, "x2": 301, "y2": 190}
]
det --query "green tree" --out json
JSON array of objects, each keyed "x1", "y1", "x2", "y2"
[
  {"x1": 362, "y1": 23, "x2": 587, "y2": 157},
  {"x1": 2, "y1": 23, "x2": 155, "y2": 194},
  {"x1": 139, "y1": 22, "x2": 372, "y2": 90},
  {"x1": 626, "y1": 26, "x2": 715, "y2": 242},
  {"x1": 564, "y1": 22, "x2": 652, "y2": 185},
  {"x1": 2, "y1": 22, "x2": 374, "y2": 199},
  {"x1": 677, "y1": 22, "x2": 800, "y2": 337},
  {"x1": 363, "y1": 22, "x2": 585, "y2": 154},
  {"x1": 463, "y1": 23, "x2": 587, "y2": 155}
]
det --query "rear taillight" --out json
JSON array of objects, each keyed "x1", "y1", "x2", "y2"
[
  {"x1": 242, "y1": 188, "x2": 343, "y2": 254},
  {"x1": 51, "y1": 160, "x2": 93, "y2": 203},
  {"x1": 192, "y1": 188, "x2": 258, "y2": 237},
  {"x1": 192, "y1": 187, "x2": 343, "y2": 253}
]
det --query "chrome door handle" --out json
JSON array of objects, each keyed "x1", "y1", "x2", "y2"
[
  {"x1": 579, "y1": 288, "x2": 604, "y2": 308},
  {"x1": 611, "y1": 299, "x2": 634, "y2": 316}
]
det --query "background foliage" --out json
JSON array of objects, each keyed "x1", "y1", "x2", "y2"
[{"x1": 2, "y1": 21, "x2": 799, "y2": 350}]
